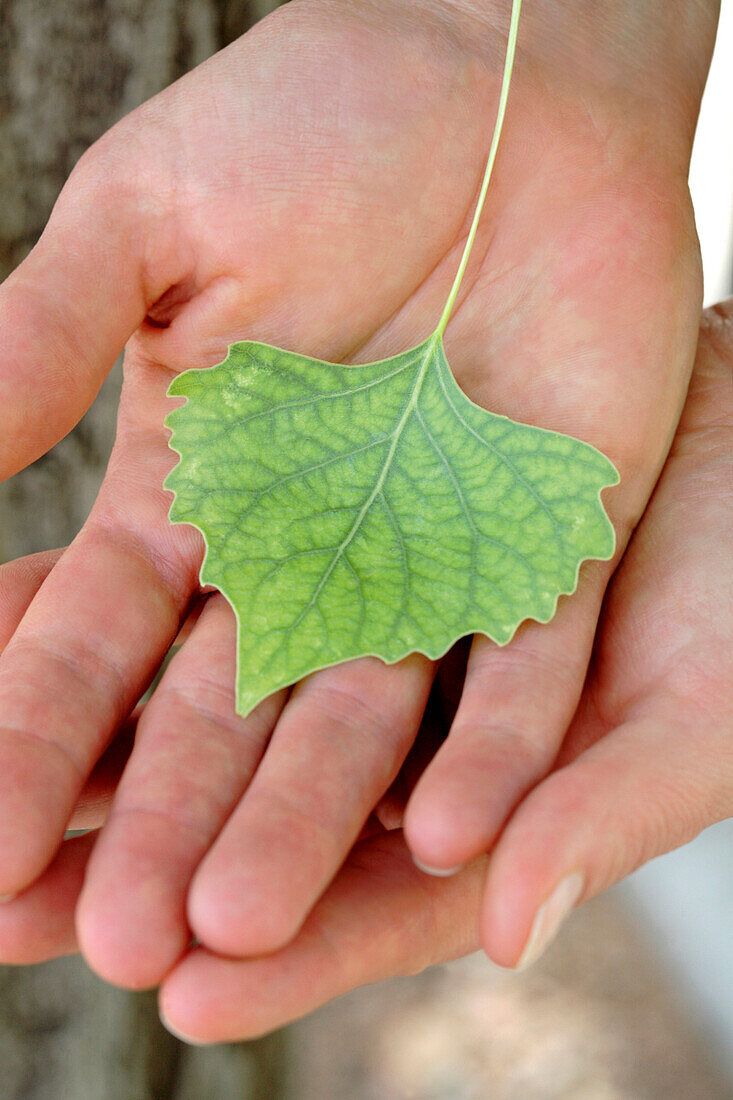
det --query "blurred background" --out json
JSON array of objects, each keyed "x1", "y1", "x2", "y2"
[{"x1": 0, "y1": 1, "x2": 731, "y2": 1096}]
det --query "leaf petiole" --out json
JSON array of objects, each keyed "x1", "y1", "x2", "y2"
[{"x1": 434, "y1": 0, "x2": 523, "y2": 339}]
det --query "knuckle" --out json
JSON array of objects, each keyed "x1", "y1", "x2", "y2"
[
  {"x1": 52, "y1": 119, "x2": 174, "y2": 281},
  {"x1": 162, "y1": 678, "x2": 239, "y2": 734},
  {"x1": 14, "y1": 632, "x2": 127, "y2": 720},
  {"x1": 82, "y1": 519, "x2": 193, "y2": 610},
  {"x1": 107, "y1": 802, "x2": 211, "y2": 848},
  {"x1": 298, "y1": 681, "x2": 404, "y2": 757},
  {"x1": 61, "y1": 125, "x2": 147, "y2": 217},
  {"x1": 264, "y1": 786, "x2": 342, "y2": 866},
  {"x1": 449, "y1": 718, "x2": 550, "y2": 773},
  {"x1": 293, "y1": 679, "x2": 414, "y2": 802},
  {"x1": 471, "y1": 639, "x2": 580, "y2": 702},
  {"x1": 0, "y1": 723, "x2": 85, "y2": 787},
  {"x1": 299, "y1": 681, "x2": 382, "y2": 730}
]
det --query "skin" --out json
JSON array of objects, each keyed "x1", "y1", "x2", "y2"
[
  {"x1": 0, "y1": 0, "x2": 722, "y2": 992},
  {"x1": 0, "y1": 300, "x2": 730, "y2": 1041}
]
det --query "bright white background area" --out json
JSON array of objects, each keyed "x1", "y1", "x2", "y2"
[
  {"x1": 691, "y1": 2, "x2": 733, "y2": 304},
  {"x1": 619, "y1": 2, "x2": 733, "y2": 1076}
]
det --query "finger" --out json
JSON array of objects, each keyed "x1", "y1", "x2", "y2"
[
  {"x1": 0, "y1": 548, "x2": 134, "y2": 834},
  {"x1": 188, "y1": 654, "x2": 434, "y2": 958},
  {"x1": 404, "y1": 567, "x2": 608, "y2": 872},
  {"x1": 0, "y1": 546, "x2": 133, "y2": 836},
  {"x1": 0, "y1": 483, "x2": 200, "y2": 896},
  {"x1": 0, "y1": 550, "x2": 145, "y2": 834},
  {"x1": 67, "y1": 708, "x2": 141, "y2": 832},
  {"x1": 76, "y1": 596, "x2": 287, "y2": 990},
  {"x1": 0, "y1": 548, "x2": 63, "y2": 651},
  {"x1": 0, "y1": 134, "x2": 184, "y2": 479},
  {"x1": 0, "y1": 832, "x2": 95, "y2": 964},
  {"x1": 160, "y1": 831, "x2": 485, "y2": 1044},
  {"x1": 373, "y1": 700, "x2": 440, "y2": 832},
  {"x1": 65, "y1": 592, "x2": 209, "y2": 831},
  {"x1": 480, "y1": 701, "x2": 733, "y2": 970},
  {"x1": 478, "y1": 317, "x2": 733, "y2": 969},
  {"x1": 374, "y1": 638, "x2": 468, "y2": 830}
]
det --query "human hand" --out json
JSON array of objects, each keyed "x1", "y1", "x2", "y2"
[
  {"x1": 1, "y1": 299, "x2": 729, "y2": 1040},
  {"x1": 0, "y1": 0, "x2": 716, "y2": 987}
]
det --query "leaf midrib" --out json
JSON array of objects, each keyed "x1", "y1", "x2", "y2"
[{"x1": 289, "y1": 335, "x2": 439, "y2": 631}]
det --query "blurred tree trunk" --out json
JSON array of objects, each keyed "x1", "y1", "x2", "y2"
[
  {"x1": 0, "y1": 2, "x2": 289, "y2": 1095},
  {"x1": 0, "y1": 0, "x2": 285, "y2": 561}
]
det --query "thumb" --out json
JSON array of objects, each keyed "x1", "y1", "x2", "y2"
[
  {"x1": 480, "y1": 709, "x2": 732, "y2": 969},
  {"x1": 0, "y1": 146, "x2": 162, "y2": 479}
]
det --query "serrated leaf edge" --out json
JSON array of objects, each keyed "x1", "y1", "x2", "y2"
[{"x1": 164, "y1": 338, "x2": 619, "y2": 716}]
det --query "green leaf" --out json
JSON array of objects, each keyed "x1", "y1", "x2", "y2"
[
  {"x1": 163, "y1": 0, "x2": 618, "y2": 716},
  {"x1": 165, "y1": 334, "x2": 618, "y2": 716}
]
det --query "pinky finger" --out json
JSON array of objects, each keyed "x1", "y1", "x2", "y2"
[
  {"x1": 0, "y1": 832, "x2": 95, "y2": 964},
  {"x1": 480, "y1": 709, "x2": 733, "y2": 971}
]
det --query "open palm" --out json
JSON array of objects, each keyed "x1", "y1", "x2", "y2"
[{"x1": 0, "y1": 0, "x2": 716, "y2": 987}]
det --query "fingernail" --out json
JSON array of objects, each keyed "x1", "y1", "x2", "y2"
[
  {"x1": 516, "y1": 872, "x2": 584, "y2": 970},
  {"x1": 412, "y1": 855, "x2": 464, "y2": 878},
  {"x1": 159, "y1": 1013, "x2": 211, "y2": 1047},
  {"x1": 0, "y1": 894, "x2": 16, "y2": 903}
]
